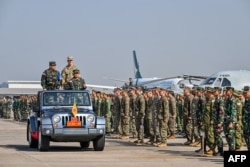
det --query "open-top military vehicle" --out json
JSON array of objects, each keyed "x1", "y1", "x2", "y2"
[{"x1": 27, "y1": 90, "x2": 105, "y2": 151}]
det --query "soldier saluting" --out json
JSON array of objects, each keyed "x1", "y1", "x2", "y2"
[{"x1": 66, "y1": 69, "x2": 87, "y2": 90}]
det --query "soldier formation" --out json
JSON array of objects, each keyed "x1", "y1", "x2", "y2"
[{"x1": 90, "y1": 85, "x2": 250, "y2": 155}]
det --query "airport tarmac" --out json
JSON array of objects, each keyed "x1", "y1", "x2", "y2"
[{"x1": 0, "y1": 118, "x2": 238, "y2": 167}]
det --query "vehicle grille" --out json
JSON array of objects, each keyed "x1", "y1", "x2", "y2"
[{"x1": 61, "y1": 115, "x2": 86, "y2": 127}]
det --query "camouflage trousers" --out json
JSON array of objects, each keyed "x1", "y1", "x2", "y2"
[
  {"x1": 235, "y1": 125, "x2": 243, "y2": 150},
  {"x1": 121, "y1": 118, "x2": 130, "y2": 136},
  {"x1": 176, "y1": 112, "x2": 183, "y2": 131},
  {"x1": 186, "y1": 118, "x2": 200, "y2": 142},
  {"x1": 146, "y1": 119, "x2": 154, "y2": 140},
  {"x1": 130, "y1": 118, "x2": 137, "y2": 138},
  {"x1": 13, "y1": 109, "x2": 20, "y2": 121},
  {"x1": 223, "y1": 121, "x2": 235, "y2": 151},
  {"x1": 20, "y1": 109, "x2": 29, "y2": 121},
  {"x1": 213, "y1": 125, "x2": 224, "y2": 150},
  {"x1": 158, "y1": 119, "x2": 168, "y2": 143},
  {"x1": 167, "y1": 116, "x2": 176, "y2": 137},
  {"x1": 135, "y1": 117, "x2": 144, "y2": 140},
  {"x1": 204, "y1": 124, "x2": 215, "y2": 150},
  {"x1": 243, "y1": 129, "x2": 250, "y2": 151},
  {"x1": 105, "y1": 116, "x2": 111, "y2": 133},
  {"x1": 113, "y1": 114, "x2": 122, "y2": 135}
]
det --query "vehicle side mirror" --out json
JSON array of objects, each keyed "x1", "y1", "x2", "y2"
[{"x1": 33, "y1": 105, "x2": 40, "y2": 113}]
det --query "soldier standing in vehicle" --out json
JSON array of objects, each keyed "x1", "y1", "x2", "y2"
[
  {"x1": 61, "y1": 56, "x2": 79, "y2": 89},
  {"x1": 67, "y1": 69, "x2": 87, "y2": 90},
  {"x1": 41, "y1": 61, "x2": 61, "y2": 90}
]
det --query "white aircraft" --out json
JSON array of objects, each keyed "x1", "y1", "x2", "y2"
[
  {"x1": 198, "y1": 70, "x2": 250, "y2": 91},
  {"x1": 105, "y1": 51, "x2": 203, "y2": 94}
]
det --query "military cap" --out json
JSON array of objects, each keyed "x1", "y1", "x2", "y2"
[
  {"x1": 129, "y1": 86, "x2": 136, "y2": 90},
  {"x1": 116, "y1": 87, "x2": 122, "y2": 91},
  {"x1": 136, "y1": 86, "x2": 142, "y2": 90},
  {"x1": 177, "y1": 93, "x2": 184, "y2": 97},
  {"x1": 242, "y1": 86, "x2": 250, "y2": 92},
  {"x1": 206, "y1": 87, "x2": 215, "y2": 93},
  {"x1": 214, "y1": 87, "x2": 222, "y2": 91},
  {"x1": 73, "y1": 69, "x2": 80, "y2": 74},
  {"x1": 67, "y1": 56, "x2": 74, "y2": 61},
  {"x1": 233, "y1": 90, "x2": 242, "y2": 97},
  {"x1": 225, "y1": 86, "x2": 234, "y2": 91},
  {"x1": 184, "y1": 86, "x2": 191, "y2": 90},
  {"x1": 196, "y1": 87, "x2": 204, "y2": 92},
  {"x1": 49, "y1": 61, "x2": 56, "y2": 66}
]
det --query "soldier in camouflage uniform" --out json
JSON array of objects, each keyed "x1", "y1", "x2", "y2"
[
  {"x1": 134, "y1": 87, "x2": 146, "y2": 144},
  {"x1": 145, "y1": 89, "x2": 154, "y2": 144},
  {"x1": 242, "y1": 86, "x2": 250, "y2": 150},
  {"x1": 183, "y1": 87, "x2": 194, "y2": 145},
  {"x1": 66, "y1": 69, "x2": 87, "y2": 90},
  {"x1": 224, "y1": 87, "x2": 237, "y2": 151},
  {"x1": 233, "y1": 90, "x2": 243, "y2": 151},
  {"x1": 41, "y1": 61, "x2": 61, "y2": 90},
  {"x1": 167, "y1": 90, "x2": 177, "y2": 139},
  {"x1": 113, "y1": 88, "x2": 123, "y2": 138},
  {"x1": 212, "y1": 87, "x2": 224, "y2": 156},
  {"x1": 101, "y1": 93, "x2": 112, "y2": 135},
  {"x1": 156, "y1": 88, "x2": 169, "y2": 147},
  {"x1": 129, "y1": 87, "x2": 138, "y2": 140},
  {"x1": 5, "y1": 97, "x2": 13, "y2": 119},
  {"x1": 120, "y1": 90, "x2": 130, "y2": 140},
  {"x1": 203, "y1": 87, "x2": 215, "y2": 155},
  {"x1": 143, "y1": 90, "x2": 149, "y2": 138},
  {"x1": 195, "y1": 87, "x2": 206, "y2": 153},
  {"x1": 61, "y1": 56, "x2": 79, "y2": 89},
  {"x1": 0, "y1": 97, "x2": 3, "y2": 118},
  {"x1": 20, "y1": 95, "x2": 28, "y2": 121},
  {"x1": 13, "y1": 96, "x2": 20, "y2": 121},
  {"x1": 152, "y1": 87, "x2": 161, "y2": 145},
  {"x1": 176, "y1": 93, "x2": 184, "y2": 134}
]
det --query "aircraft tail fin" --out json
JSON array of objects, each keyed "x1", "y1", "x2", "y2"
[{"x1": 133, "y1": 50, "x2": 142, "y2": 79}]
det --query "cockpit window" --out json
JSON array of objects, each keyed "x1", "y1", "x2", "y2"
[
  {"x1": 200, "y1": 77, "x2": 216, "y2": 85},
  {"x1": 43, "y1": 92, "x2": 91, "y2": 106},
  {"x1": 221, "y1": 78, "x2": 231, "y2": 87}
]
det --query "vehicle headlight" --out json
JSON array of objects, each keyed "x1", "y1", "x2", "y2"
[
  {"x1": 52, "y1": 115, "x2": 61, "y2": 123},
  {"x1": 87, "y1": 115, "x2": 94, "y2": 122}
]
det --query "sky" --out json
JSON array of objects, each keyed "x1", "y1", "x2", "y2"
[{"x1": 0, "y1": 0, "x2": 250, "y2": 88}]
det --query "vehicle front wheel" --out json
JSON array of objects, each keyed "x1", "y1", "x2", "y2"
[
  {"x1": 93, "y1": 135, "x2": 105, "y2": 151},
  {"x1": 38, "y1": 126, "x2": 50, "y2": 151},
  {"x1": 27, "y1": 123, "x2": 38, "y2": 148},
  {"x1": 80, "y1": 141, "x2": 90, "y2": 149}
]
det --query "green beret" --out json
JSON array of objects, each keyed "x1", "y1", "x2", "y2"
[
  {"x1": 242, "y1": 86, "x2": 250, "y2": 92},
  {"x1": 49, "y1": 61, "x2": 56, "y2": 66}
]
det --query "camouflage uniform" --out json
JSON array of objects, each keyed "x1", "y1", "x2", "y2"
[
  {"x1": 67, "y1": 77, "x2": 86, "y2": 90},
  {"x1": 102, "y1": 94, "x2": 112, "y2": 134},
  {"x1": 243, "y1": 86, "x2": 250, "y2": 150},
  {"x1": 176, "y1": 94, "x2": 184, "y2": 133},
  {"x1": 212, "y1": 88, "x2": 224, "y2": 156},
  {"x1": 145, "y1": 90, "x2": 154, "y2": 143},
  {"x1": 224, "y1": 87, "x2": 237, "y2": 151},
  {"x1": 152, "y1": 88, "x2": 161, "y2": 144},
  {"x1": 234, "y1": 92, "x2": 243, "y2": 150},
  {"x1": 156, "y1": 89, "x2": 169, "y2": 147},
  {"x1": 113, "y1": 89, "x2": 122, "y2": 136},
  {"x1": 129, "y1": 89, "x2": 137, "y2": 138},
  {"x1": 41, "y1": 61, "x2": 60, "y2": 90},
  {"x1": 13, "y1": 97, "x2": 21, "y2": 121},
  {"x1": 183, "y1": 88, "x2": 194, "y2": 145},
  {"x1": 203, "y1": 89, "x2": 215, "y2": 155},
  {"x1": 135, "y1": 89, "x2": 145, "y2": 143},
  {"x1": 120, "y1": 91, "x2": 130, "y2": 137},
  {"x1": 61, "y1": 56, "x2": 78, "y2": 89},
  {"x1": 167, "y1": 93, "x2": 177, "y2": 138}
]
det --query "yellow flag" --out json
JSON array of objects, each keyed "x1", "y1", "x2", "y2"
[{"x1": 72, "y1": 102, "x2": 77, "y2": 117}]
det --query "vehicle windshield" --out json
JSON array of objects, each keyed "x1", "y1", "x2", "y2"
[
  {"x1": 43, "y1": 92, "x2": 91, "y2": 106},
  {"x1": 200, "y1": 77, "x2": 216, "y2": 85}
]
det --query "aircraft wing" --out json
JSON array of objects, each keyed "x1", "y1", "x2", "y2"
[
  {"x1": 86, "y1": 84, "x2": 116, "y2": 90},
  {"x1": 103, "y1": 77, "x2": 129, "y2": 83}
]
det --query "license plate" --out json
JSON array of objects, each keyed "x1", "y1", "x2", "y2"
[{"x1": 67, "y1": 120, "x2": 81, "y2": 127}]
